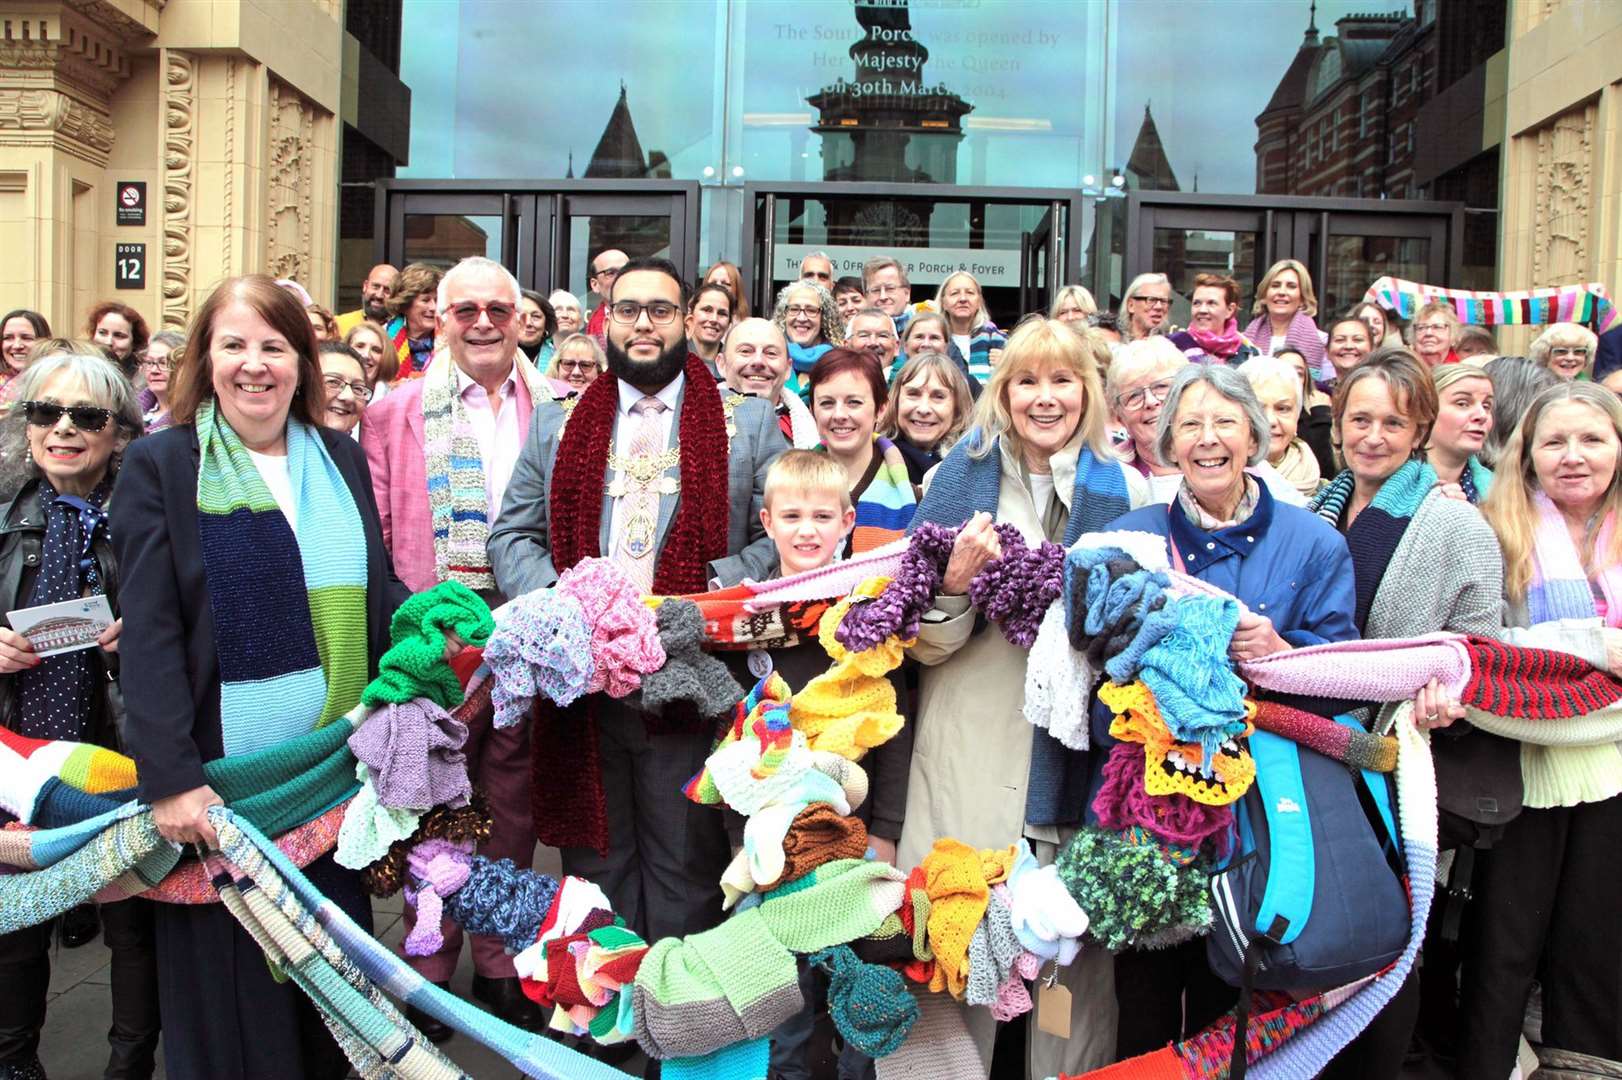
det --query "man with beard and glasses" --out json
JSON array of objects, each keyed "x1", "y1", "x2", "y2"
[
  {"x1": 361, "y1": 255, "x2": 553, "y2": 1037},
  {"x1": 490, "y1": 256, "x2": 786, "y2": 952},
  {"x1": 719, "y1": 317, "x2": 818, "y2": 448},
  {"x1": 335, "y1": 262, "x2": 398, "y2": 336}
]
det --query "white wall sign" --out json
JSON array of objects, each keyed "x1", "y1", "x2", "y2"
[{"x1": 773, "y1": 243, "x2": 1023, "y2": 289}]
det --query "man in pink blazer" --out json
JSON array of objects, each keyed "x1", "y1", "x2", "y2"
[{"x1": 361, "y1": 255, "x2": 547, "y2": 1035}]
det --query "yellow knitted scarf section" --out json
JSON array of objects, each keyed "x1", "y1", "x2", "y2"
[
  {"x1": 790, "y1": 577, "x2": 909, "y2": 760},
  {"x1": 1100, "y1": 680, "x2": 1258, "y2": 807}
]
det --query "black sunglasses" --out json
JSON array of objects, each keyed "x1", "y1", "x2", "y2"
[{"x1": 23, "y1": 401, "x2": 115, "y2": 432}]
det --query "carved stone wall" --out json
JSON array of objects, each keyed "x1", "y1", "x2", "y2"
[
  {"x1": 266, "y1": 78, "x2": 316, "y2": 285},
  {"x1": 1531, "y1": 101, "x2": 1595, "y2": 287},
  {"x1": 161, "y1": 49, "x2": 195, "y2": 330}
]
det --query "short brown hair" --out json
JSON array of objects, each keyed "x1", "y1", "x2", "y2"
[
  {"x1": 1330, "y1": 345, "x2": 1438, "y2": 450},
  {"x1": 808, "y1": 347, "x2": 889, "y2": 414},
  {"x1": 168, "y1": 275, "x2": 323, "y2": 428},
  {"x1": 385, "y1": 262, "x2": 443, "y2": 320},
  {"x1": 1192, "y1": 273, "x2": 1240, "y2": 310}
]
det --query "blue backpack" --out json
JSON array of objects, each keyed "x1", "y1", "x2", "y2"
[{"x1": 1206, "y1": 721, "x2": 1410, "y2": 1075}]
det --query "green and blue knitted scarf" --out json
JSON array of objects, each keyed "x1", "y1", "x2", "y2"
[
  {"x1": 1310, "y1": 458, "x2": 1437, "y2": 633},
  {"x1": 196, "y1": 399, "x2": 369, "y2": 757}
]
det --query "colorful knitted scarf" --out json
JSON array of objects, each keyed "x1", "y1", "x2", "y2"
[
  {"x1": 1528, "y1": 490, "x2": 1622, "y2": 626},
  {"x1": 1243, "y1": 310, "x2": 1327, "y2": 380},
  {"x1": 385, "y1": 315, "x2": 431, "y2": 380},
  {"x1": 537, "y1": 353, "x2": 733, "y2": 853},
  {"x1": 1185, "y1": 317, "x2": 1248, "y2": 362},
  {"x1": 420, "y1": 352, "x2": 543, "y2": 591},
  {"x1": 845, "y1": 436, "x2": 918, "y2": 554},
  {"x1": 1361, "y1": 275, "x2": 1620, "y2": 335},
  {"x1": 195, "y1": 400, "x2": 369, "y2": 756},
  {"x1": 1308, "y1": 459, "x2": 1435, "y2": 633}
]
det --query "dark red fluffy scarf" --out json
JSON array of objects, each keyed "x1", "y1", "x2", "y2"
[{"x1": 535, "y1": 351, "x2": 732, "y2": 853}]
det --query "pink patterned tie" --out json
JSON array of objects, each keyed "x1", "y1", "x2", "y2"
[{"x1": 614, "y1": 395, "x2": 668, "y2": 594}]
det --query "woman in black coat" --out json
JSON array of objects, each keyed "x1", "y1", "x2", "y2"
[{"x1": 111, "y1": 276, "x2": 409, "y2": 1080}]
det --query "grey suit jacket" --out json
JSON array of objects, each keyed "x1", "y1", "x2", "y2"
[{"x1": 489, "y1": 378, "x2": 787, "y2": 598}]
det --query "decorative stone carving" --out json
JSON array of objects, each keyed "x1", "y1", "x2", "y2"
[
  {"x1": 222, "y1": 57, "x2": 234, "y2": 273},
  {"x1": 161, "y1": 50, "x2": 195, "y2": 331},
  {"x1": 266, "y1": 79, "x2": 316, "y2": 285},
  {"x1": 1532, "y1": 102, "x2": 1593, "y2": 286},
  {"x1": 0, "y1": 88, "x2": 115, "y2": 166}
]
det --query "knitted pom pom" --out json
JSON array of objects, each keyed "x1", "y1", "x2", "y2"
[
  {"x1": 556, "y1": 558, "x2": 667, "y2": 698},
  {"x1": 483, "y1": 587, "x2": 594, "y2": 725},
  {"x1": 1054, "y1": 826, "x2": 1213, "y2": 952},
  {"x1": 1092, "y1": 742, "x2": 1234, "y2": 857},
  {"x1": 968, "y1": 524, "x2": 1065, "y2": 648},
  {"x1": 811, "y1": 944, "x2": 919, "y2": 1058},
  {"x1": 442, "y1": 855, "x2": 561, "y2": 953},
  {"x1": 835, "y1": 522, "x2": 956, "y2": 652}
]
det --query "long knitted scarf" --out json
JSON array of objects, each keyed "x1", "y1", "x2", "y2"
[
  {"x1": 1308, "y1": 460, "x2": 1435, "y2": 633},
  {"x1": 196, "y1": 400, "x2": 369, "y2": 756},
  {"x1": 1243, "y1": 310, "x2": 1327, "y2": 380},
  {"x1": 1528, "y1": 491, "x2": 1622, "y2": 626},
  {"x1": 385, "y1": 315, "x2": 431, "y2": 380},
  {"x1": 1186, "y1": 317, "x2": 1247, "y2": 362},
  {"x1": 848, "y1": 436, "x2": 918, "y2": 554},
  {"x1": 959, "y1": 321, "x2": 1005, "y2": 384},
  {"x1": 1362, "y1": 275, "x2": 1620, "y2": 335},
  {"x1": 539, "y1": 353, "x2": 733, "y2": 854},
  {"x1": 911, "y1": 433, "x2": 1133, "y2": 825},
  {"x1": 420, "y1": 352, "x2": 543, "y2": 591}
]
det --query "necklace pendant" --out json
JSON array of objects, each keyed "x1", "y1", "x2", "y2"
[{"x1": 626, "y1": 511, "x2": 655, "y2": 558}]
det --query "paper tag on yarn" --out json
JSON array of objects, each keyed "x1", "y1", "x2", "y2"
[{"x1": 1036, "y1": 983, "x2": 1072, "y2": 1039}]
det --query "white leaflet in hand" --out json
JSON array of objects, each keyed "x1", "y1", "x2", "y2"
[{"x1": 7, "y1": 595, "x2": 114, "y2": 657}]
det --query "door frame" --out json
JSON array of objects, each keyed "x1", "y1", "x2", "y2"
[
  {"x1": 374, "y1": 179, "x2": 702, "y2": 294},
  {"x1": 739, "y1": 181, "x2": 1083, "y2": 317},
  {"x1": 1124, "y1": 190, "x2": 1464, "y2": 304}
]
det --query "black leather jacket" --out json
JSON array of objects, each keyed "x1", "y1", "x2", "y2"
[{"x1": 0, "y1": 479, "x2": 124, "y2": 748}]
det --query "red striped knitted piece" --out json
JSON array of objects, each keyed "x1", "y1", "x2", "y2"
[{"x1": 1461, "y1": 635, "x2": 1622, "y2": 719}]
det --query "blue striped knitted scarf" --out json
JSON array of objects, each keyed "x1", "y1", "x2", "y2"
[
  {"x1": 911, "y1": 432, "x2": 1131, "y2": 824},
  {"x1": 196, "y1": 401, "x2": 369, "y2": 757},
  {"x1": 1309, "y1": 459, "x2": 1436, "y2": 633}
]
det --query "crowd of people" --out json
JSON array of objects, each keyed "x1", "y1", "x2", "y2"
[{"x1": 1, "y1": 243, "x2": 1621, "y2": 1080}]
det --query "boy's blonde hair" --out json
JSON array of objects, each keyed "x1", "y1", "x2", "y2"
[{"x1": 764, "y1": 449, "x2": 853, "y2": 512}]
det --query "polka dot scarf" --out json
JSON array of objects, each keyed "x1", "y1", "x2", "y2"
[{"x1": 14, "y1": 477, "x2": 111, "y2": 740}]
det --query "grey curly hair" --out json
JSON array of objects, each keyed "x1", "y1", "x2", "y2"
[
  {"x1": 770, "y1": 280, "x2": 845, "y2": 348},
  {"x1": 0, "y1": 345, "x2": 142, "y2": 495}
]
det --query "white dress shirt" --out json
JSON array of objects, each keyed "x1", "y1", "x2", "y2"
[
  {"x1": 454, "y1": 364, "x2": 522, "y2": 521},
  {"x1": 607, "y1": 373, "x2": 684, "y2": 556}
]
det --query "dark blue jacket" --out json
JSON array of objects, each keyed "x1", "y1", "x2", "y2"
[{"x1": 1594, "y1": 324, "x2": 1622, "y2": 381}]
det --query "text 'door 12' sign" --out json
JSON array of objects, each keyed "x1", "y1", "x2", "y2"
[{"x1": 114, "y1": 243, "x2": 145, "y2": 289}]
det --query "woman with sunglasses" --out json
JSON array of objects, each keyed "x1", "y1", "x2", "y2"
[
  {"x1": 0, "y1": 345, "x2": 159, "y2": 1080},
  {"x1": 110, "y1": 275, "x2": 411, "y2": 1079},
  {"x1": 545, "y1": 332, "x2": 605, "y2": 398},
  {"x1": 138, "y1": 330, "x2": 183, "y2": 434}
]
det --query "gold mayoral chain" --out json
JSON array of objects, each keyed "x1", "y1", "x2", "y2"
[{"x1": 608, "y1": 445, "x2": 681, "y2": 560}]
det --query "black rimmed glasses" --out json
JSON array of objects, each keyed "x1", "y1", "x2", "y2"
[{"x1": 609, "y1": 301, "x2": 681, "y2": 326}]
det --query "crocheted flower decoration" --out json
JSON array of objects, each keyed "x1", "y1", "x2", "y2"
[
  {"x1": 1054, "y1": 826, "x2": 1213, "y2": 952},
  {"x1": 556, "y1": 557, "x2": 668, "y2": 698},
  {"x1": 835, "y1": 522, "x2": 955, "y2": 652},
  {"x1": 483, "y1": 587, "x2": 595, "y2": 727},
  {"x1": 1101, "y1": 680, "x2": 1257, "y2": 807},
  {"x1": 968, "y1": 523, "x2": 1065, "y2": 648}
]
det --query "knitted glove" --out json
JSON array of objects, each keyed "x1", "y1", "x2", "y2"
[
  {"x1": 363, "y1": 581, "x2": 495, "y2": 709},
  {"x1": 640, "y1": 599, "x2": 745, "y2": 719},
  {"x1": 401, "y1": 838, "x2": 473, "y2": 956},
  {"x1": 811, "y1": 945, "x2": 918, "y2": 1059},
  {"x1": 1005, "y1": 861, "x2": 1089, "y2": 967}
]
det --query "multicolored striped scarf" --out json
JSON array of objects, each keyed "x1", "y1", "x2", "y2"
[
  {"x1": 1308, "y1": 459, "x2": 1435, "y2": 633},
  {"x1": 845, "y1": 436, "x2": 917, "y2": 554},
  {"x1": 1528, "y1": 490, "x2": 1622, "y2": 626},
  {"x1": 1362, "y1": 275, "x2": 1620, "y2": 335},
  {"x1": 385, "y1": 315, "x2": 430, "y2": 380},
  {"x1": 196, "y1": 399, "x2": 369, "y2": 757}
]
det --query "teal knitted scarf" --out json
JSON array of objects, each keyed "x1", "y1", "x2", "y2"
[
  {"x1": 196, "y1": 399, "x2": 369, "y2": 757},
  {"x1": 1309, "y1": 458, "x2": 1437, "y2": 633}
]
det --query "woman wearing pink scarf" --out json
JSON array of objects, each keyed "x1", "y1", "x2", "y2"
[
  {"x1": 1168, "y1": 273, "x2": 1260, "y2": 365},
  {"x1": 1244, "y1": 259, "x2": 1328, "y2": 380}
]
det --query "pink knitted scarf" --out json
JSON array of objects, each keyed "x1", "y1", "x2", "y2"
[{"x1": 1187, "y1": 317, "x2": 1246, "y2": 360}]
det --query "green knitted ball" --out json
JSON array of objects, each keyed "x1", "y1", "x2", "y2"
[{"x1": 1055, "y1": 826, "x2": 1213, "y2": 952}]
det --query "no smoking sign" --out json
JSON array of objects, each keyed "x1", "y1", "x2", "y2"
[{"x1": 116, "y1": 181, "x2": 145, "y2": 226}]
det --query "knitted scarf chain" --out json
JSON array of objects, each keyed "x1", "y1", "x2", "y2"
[
  {"x1": 1308, "y1": 459, "x2": 1434, "y2": 633},
  {"x1": 549, "y1": 351, "x2": 730, "y2": 596},
  {"x1": 421, "y1": 357, "x2": 496, "y2": 591},
  {"x1": 1187, "y1": 316, "x2": 1246, "y2": 360},
  {"x1": 1529, "y1": 490, "x2": 1622, "y2": 626},
  {"x1": 195, "y1": 399, "x2": 369, "y2": 757},
  {"x1": 537, "y1": 352, "x2": 732, "y2": 854}
]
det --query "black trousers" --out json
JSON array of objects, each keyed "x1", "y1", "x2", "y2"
[
  {"x1": 559, "y1": 703, "x2": 730, "y2": 943},
  {"x1": 0, "y1": 901, "x2": 159, "y2": 1076},
  {"x1": 153, "y1": 853, "x2": 368, "y2": 1080},
  {"x1": 1113, "y1": 939, "x2": 1239, "y2": 1059},
  {"x1": 1319, "y1": 969, "x2": 1420, "y2": 1079},
  {"x1": 1457, "y1": 797, "x2": 1622, "y2": 1078}
]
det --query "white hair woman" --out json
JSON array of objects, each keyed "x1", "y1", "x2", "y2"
[
  {"x1": 1409, "y1": 300, "x2": 1461, "y2": 368},
  {"x1": 934, "y1": 270, "x2": 1005, "y2": 382},
  {"x1": 1530, "y1": 321, "x2": 1600, "y2": 381},
  {"x1": 771, "y1": 280, "x2": 843, "y2": 397},
  {"x1": 1237, "y1": 354, "x2": 1322, "y2": 496},
  {"x1": 900, "y1": 317, "x2": 1152, "y2": 1076}
]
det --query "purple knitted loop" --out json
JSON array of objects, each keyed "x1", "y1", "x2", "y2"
[
  {"x1": 1092, "y1": 742, "x2": 1234, "y2": 857},
  {"x1": 968, "y1": 524, "x2": 1066, "y2": 649},
  {"x1": 835, "y1": 521, "x2": 958, "y2": 652}
]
